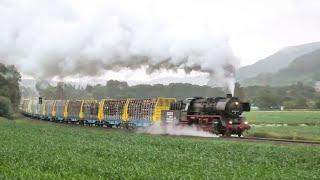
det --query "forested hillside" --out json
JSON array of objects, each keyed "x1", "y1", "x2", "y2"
[
  {"x1": 237, "y1": 42, "x2": 320, "y2": 81},
  {"x1": 241, "y1": 49, "x2": 320, "y2": 86}
]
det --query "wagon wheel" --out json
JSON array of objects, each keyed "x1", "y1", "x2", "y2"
[{"x1": 124, "y1": 123, "x2": 129, "y2": 129}]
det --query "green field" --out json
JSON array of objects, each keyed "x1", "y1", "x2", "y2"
[
  {"x1": 244, "y1": 111, "x2": 320, "y2": 140},
  {"x1": 244, "y1": 111, "x2": 320, "y2": 125},
  {"x1": 1, "y1": 117, "x2": 320, "y2": 179},
  {"x1": 248, "y1": 126, "x2": 320, "y2": 141}
]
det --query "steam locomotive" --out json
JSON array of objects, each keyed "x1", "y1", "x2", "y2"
[
  {"x1": 162, "y1": 94, "x2": 251, "y2": 136},
  {"x1": 20, "y1": 94, "x2": 250, "y2": 137}
]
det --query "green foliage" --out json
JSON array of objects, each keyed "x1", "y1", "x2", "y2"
[
  {"x1": 244, "y1": 82, "x2": 319, "y2": 109},
  {"x1": 0, "y1": 63, "x2": 21, "y2": 110},
  {"x1": 283, "y1": 98, "x2": 308, "y2": 109},
  {"x1": 0, "y1": 96, "x2": 13, "y2": 119},
  {"x1": 282, "y1": 100, "x2": 298, "y2": 109},
  {"x1": 252, "y1": 88, "x2": 280, "y2": 109},
  {"x1": 1, "y1": 118, "x2": 320, "y2": 179}
]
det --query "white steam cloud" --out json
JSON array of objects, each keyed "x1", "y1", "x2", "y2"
[
  {"x1": 139, "y1": 122, "x2": 218, "y2": 138},
  {"x1": 0, "y1": 0, "x2": 239, "y2": 91}
]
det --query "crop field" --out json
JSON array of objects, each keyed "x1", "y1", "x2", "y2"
[
  {"x1": 244, "y1": 111, "x2": 320, "y2": 141},
  {"x1": 244, "y1": 111, "x2": 320, "y2": 125},
  {"x1": 0, "y1": 117, "x2": 320, "y2": 179},
  {"x1": 247, "y1": 126, "x2": 320, "y2": 141}
]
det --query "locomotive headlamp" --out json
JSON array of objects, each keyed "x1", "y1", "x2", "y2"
[
  {"x1": 244, "y1": 121, "x2": 248, "y2": 125},
  {"x1": 228, "y1": 120, "x2": 233, "y2": 124},
  {"x1": 235, "y1": 102, "x2": 239, "y2": 105}
]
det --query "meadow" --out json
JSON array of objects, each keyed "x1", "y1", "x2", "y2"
[
  {"x1": 244, "y1": 111, "x2": 320, "y2": 141},
  {"x1": 248, "y1": 125, "x2": 320, "y2": 141},
  {"x1": 0, "y1": 117, "x2": 320, "y2": 179},
  {"x1": 244, "y1": 111, "x2": 320, "y2": 125}
]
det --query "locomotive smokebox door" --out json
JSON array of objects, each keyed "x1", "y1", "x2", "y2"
[{"x1": 161, "y1": 110, "x2": 181, "y2": 124}]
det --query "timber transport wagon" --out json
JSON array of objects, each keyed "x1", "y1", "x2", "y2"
[
  {"x1": 53, "y1": 100, "x2": 67, "y2": 122},
  {"x1": 65, "y1": 100, "x2": 82, "y2": 123},
  {"x1": 44, "y1": 100, "x2": 55, "y2": 121},
  {"x1": 125, "y1": 98, "x2": 176, "y2": 128},
  {"x1": 82, "y1": 100, "x2": 99, "y2": 125},
  {"x1": 99, "y1": 99, "x2": 127, "y2": 127}
]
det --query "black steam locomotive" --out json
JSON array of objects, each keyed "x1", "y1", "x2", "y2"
[{"x1": 162, "y1": 94, "x2": 251, "y2": 136}]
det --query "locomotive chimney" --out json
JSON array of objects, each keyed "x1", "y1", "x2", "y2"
[{"x1": 226, "y1": 94, "x2": 232, "y2": 98}]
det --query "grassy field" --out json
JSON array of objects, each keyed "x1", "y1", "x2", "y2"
[
  {"x1": 1, "y1": 117, "x2": 320, "y2": 179},
  {"x1": 247, "y1": 126, "x2": 320, "y2": 141},
  {"x1": 244, "y1": 111, "x2": 320, "y2": 140},
  {"x1": 244, "y1": 111, "x2": 320, "y2": 125}
]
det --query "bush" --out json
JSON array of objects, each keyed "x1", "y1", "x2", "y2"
[{"x1": 0, "y1": 96, "x2": 13, "y2": 119}]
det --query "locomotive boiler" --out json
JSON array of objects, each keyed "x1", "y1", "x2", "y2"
[{"x1": 162, "y1": 94, "x2": 251, "y2": 136}]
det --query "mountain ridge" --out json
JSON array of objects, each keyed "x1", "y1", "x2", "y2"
[
  {"x1": 240, "y1": 48, "x2": 320, "y2": 86},
  {"x1": 236, "y1": 41, "x2": 320, "y2": 81}
]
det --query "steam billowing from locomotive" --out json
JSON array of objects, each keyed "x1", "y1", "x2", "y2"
[{"x1": 0, "y1": 0, "x2": 239, "y2": 92}]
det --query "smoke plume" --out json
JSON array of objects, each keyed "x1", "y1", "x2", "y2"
[{"x1": 0, "y1": 0, "x2": 239, "y2": 91}]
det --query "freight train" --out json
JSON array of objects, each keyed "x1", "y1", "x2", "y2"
[{"x1": 20, "y1": 94, "x2": 250, "y2": 136}]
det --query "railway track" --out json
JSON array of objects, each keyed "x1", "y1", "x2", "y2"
[{"x1": 224, "y1": 136, "x2": 320, "y2": 145}]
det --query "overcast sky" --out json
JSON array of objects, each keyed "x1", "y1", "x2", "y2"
[
  {"x1": 68, "y1": 0, "x2": 320, "y2": 66},
  {"x1": 1, "y1": 0, "x2": 320, "y2": 85}
]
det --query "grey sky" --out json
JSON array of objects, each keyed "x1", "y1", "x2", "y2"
[
  {"x1": 68, "y1": 0, "x2": 320, "y2": 66},
  {"x1": 1, "y1": 0, "x2": 320, "y2": 85}
]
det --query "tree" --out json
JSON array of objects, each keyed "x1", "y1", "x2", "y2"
[
  {"x1": 0, "y1": 63, "x2": 21, "y2": 109},
  {"x1": 295, "y1": 98, "x2": 308, "y2": 109},
  {"x1": 0, "y1": 96, "x2": 13, "y2": 119},
  {"x1": 254, "y1": 89, "x2": 280, "y2": 109}
]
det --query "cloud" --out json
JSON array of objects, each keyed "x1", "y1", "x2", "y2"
[{"x1": 0, "y1": 0, "x2": 239, "y2": 92}]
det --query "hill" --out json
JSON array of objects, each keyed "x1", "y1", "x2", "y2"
[
  {"x1": 236, "y1": 42, "x2": 320, "y2": 81},
  {"x1": 241, "y1": 49, "x2": 320, "y2": 86}
]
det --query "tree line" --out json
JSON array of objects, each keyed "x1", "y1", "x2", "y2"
[
  {"x1": 0, "y1": 63, "x2": 21, "y2": 118},
  {"x1": 30, "y1": 80, "x2": 320, "y2": 110},
  {"x1": 235, "y1": 82, "x2": 320, "y2": 109}
]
